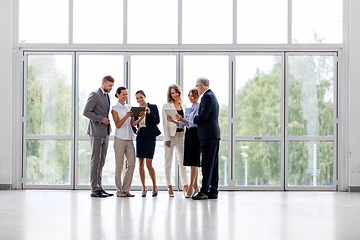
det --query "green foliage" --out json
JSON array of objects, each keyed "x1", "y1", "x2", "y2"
[
  {"x1": 26, "y1": 55, "x2": 72, "y2": 185},
  {"x1": 218, "y1": 55, "x2": 334, "y2": 186},
  {"x1": 25, "y1": 54, "x2": 335, "y2": 187}
]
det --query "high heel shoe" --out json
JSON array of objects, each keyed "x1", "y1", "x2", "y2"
[
  {"x1": 185, "y1": 188, "x2": 194, "y2": 198},
  {"x1": 152, "y1": 186, "x2": 158, "y2": 197},
  {"x1": 182, "y1": 185, "x2": 189, "y2": 197},
  {"x1": 168, "y1": 185, "x2": 174, "y2": 198},
  {"x1": 142, "y1": 187, "x2": 147, "y2": 197},
  {"x1": 194, "y1": 187, "x2": 201, "y2": 195}
]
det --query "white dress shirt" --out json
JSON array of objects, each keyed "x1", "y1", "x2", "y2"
[{"x1": 112, "y1": 102, "x2": 135, "y2": 140}]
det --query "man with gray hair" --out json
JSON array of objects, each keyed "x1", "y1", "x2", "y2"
[{"x1": 192, "y1": 77, "x2": 220, "y2": 200}]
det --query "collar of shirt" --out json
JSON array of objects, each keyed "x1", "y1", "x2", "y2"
[{"x1": 100, "y1": 87, "x2": 106, "y2": 95}]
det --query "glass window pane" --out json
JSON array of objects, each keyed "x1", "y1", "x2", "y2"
[
  {"x1": 78, "y1": 55, "x2": 124, "y2": 135},
  {"x1": 132, "y1": 141, "x2": 176, "y2": 186},
  {"x1": 78, "y1": 140, "x2": 176, "y2": 187},
  {"x1": 19, "y1": 0, "x2": 69, "y2": 43},
  {"x1": 183, "y1": 55, "x2": 229, "y2": 136},
  {"x1": 73, "y1": 0, "x2": 123, "y2": 44},
  {"x1": 219, "y1": 141, "x2": 229, "y2": 186},
  {"x1": 288, "y1": 55, "x2": 334, "y2": 136},
  {"x1": 235, "y1": 55, "x2": 282, "y2": 136},
  {"x1": 288, "y1": 141, "x2": 333, "y2": 186},
  {"x1": 78, "y1": 140, "x2": 115, "y2": 185},
  {"x1": 129, "y1": 55, "x2": 177, "y2": 188},
  {"x1": 129, "y1": 55, "x2": 176, "y2": 136},
  {"x1": 182, "y1": 0, "x2": 232, "y2": 44},
  {"x1": 27, "y1": 55, "x2": 73, "y2": 135},
  {"x1": 128, "y1": 0, "x2": 177, "y2": 44},
  {"x1": 235, "y1": 141, "x2": 281, "y2": 186},
  {"x1": 237, "y1": 0, "x2": 287, "y2": 44},
  {"x1": 26, "y1": 140, "x2": 71, "y2": 185},
  {"x1": 292, "y1": 0, "x2": 343, "y2": 44}
]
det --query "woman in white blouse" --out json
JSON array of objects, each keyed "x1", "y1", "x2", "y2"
[
  {"x1": 163, "y1": 84, "x2": 189, "y2": 197},
  {"x1": 112, "y1": 87, "x2": 145, "y2": 197}
]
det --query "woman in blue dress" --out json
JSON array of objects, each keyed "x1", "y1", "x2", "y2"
[{"x1": 134, "y1": 90, "x2": 161, "y2": 197}]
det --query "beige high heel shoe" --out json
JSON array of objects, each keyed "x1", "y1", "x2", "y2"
[
  {"x1": 182, "y1": 185, "x2": 189, "y2": 196},
  {"x1": 168, "y1": 185, "x2": 174, "y2": 197}
]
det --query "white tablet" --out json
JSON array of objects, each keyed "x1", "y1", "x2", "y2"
[{"x1": 164, "y1": 108, "x2": 177, "y2": 119}]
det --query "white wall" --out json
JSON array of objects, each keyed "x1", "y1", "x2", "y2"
[
  {"x1": 0, "y1": 0, "x2": 13, "y2": 188},
  {"x1": 349, "y1": 0, "x2": 360, "y2": 188}
]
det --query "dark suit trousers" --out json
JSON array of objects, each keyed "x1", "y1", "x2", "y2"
[
  {"x1": 90, "y1": 135, "x2": 109, "y2": 192},
  {"x1": 200, "y1": 138, "x2": 220, "y2": 194}
]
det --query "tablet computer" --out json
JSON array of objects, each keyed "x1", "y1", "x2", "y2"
[
  {"x1": 164, "y1": 108, "x2": 177, "y2": 119},
  {"x1": 130, "y1": 107, "x2": 146, "y2": 117}
]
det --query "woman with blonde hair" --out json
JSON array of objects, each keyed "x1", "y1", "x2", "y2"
[
  {"x1": 170, "y1": 88, "x2": 201, "y2": 198},
  {"x1": 163, "y1": 84, "x2": 189, "y2": 197}
]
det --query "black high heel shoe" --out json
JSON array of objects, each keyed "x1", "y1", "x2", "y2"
[
  {"x1": 142, "y1": 188, "x2": 147, "y2": 197},
  {"x1": 152, "y1": 187, "x2": 158, "y2": 197}
]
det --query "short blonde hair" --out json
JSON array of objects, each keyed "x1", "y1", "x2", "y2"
[{"x1": 167, "y1": 84, "x2": 182, "y2": 104}]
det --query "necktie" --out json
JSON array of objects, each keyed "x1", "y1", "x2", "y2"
[{"x1": 104, "y1": 93, "x2": 110, "y2": 109}]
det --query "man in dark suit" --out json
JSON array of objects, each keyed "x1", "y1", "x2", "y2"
[
  {"x1": 192, "y1": 77, "x2": 220, "y2": 200},
  {"x1": 83, "y1": 75, "x2": 115, "y2": 197}
]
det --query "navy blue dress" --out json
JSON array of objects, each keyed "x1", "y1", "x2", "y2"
[{"x1": 135, "y1": 103, "x2": 161, "y2": 159}]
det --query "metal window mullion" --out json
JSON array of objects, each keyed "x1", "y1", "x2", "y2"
[
  {"x1": 233, "y1": 0, "x2": 237, "y2": 44},
  {"x1": 26, "y1": 135, "x2": 73, "y2": 140},
  {"x1": 22, "y1": 52, "x2": 28, "y2": 189},
  {"x1": 286, "y1": 136, "x2": 335, "y2": 141},
  {"x1": 229, "y1": 55, "x2": 235, "y2": 186},
  {"x1": 123, "y1": 0, "x2": 128, "y2": 45},
  {"x1": 334, "y1": 52, "x2": 339, "y2": 188},
  {"x1": 281, "y1": 51, "x2": 286, "y2": 190},
  {"x1": 69, "y1": 0, "x2": 73, "y2": 44},
  {"x1": 74, "y1": 52, "x2": 80, "y2": 189},
  {"x1": 284, "y1": 51, "x2": 289, "y2": 190},
  {"x1": 288, "y1": 0, "x2": 292, "y2": 44},
  {"x1": 178, "y1": 0, "x2": 182, "y2": 45}
]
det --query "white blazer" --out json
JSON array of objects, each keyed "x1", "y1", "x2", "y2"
[{"x1": 162, "y1": 102, "x2": 185, "y2": 141}]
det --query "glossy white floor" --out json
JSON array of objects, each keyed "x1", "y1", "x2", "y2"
[{"x1": 1, "y1": 190, "x2": 360, "y2": 240}]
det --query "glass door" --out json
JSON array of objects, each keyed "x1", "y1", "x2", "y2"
[
  {"x1": 234, "y1": 53, "x2": 284, "y2": 190},
  {"x1": 23, "y1": 53, "x2": 74, "y2": 188},
  {"x1": 22, "y1": 51, "x2": 338, "y2": 191},
  {"x1": 182, "y1": 53, "x2": 230, "y2": 188},
  {"x1": 128, "y1": 54, "x2": 178, "y2": 189},
  {"x1": 75, "y1": 53, "x2": 125, "y2": 189},
  {"x1": 285, "y1": 53, "x2": 337, "y2": 190}
]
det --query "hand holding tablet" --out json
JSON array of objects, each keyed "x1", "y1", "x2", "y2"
[{"x1": 130, "y1": 107, "x2": 146, "y2": 117}]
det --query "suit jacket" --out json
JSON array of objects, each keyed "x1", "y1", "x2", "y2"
[
  {"x1": 135, "y1": 103, "x2": 161, "y2": 137},
  {"x1": 83, "y1": 88, "x2": 112, "y2": 137},
  {"x1": 162, "y1": 102, "x2": 185, "y2": 141},
  {"x1": 194, "y1": 89, "x2": 220, "y2": 140}
]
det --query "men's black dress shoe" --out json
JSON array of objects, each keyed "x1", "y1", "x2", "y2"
[
  {"x1": 192, "y1": 192, "x2": 208, "y2": 200},
  {"x1": 100, "y1": 189, "x2": 114, "y2": 196},
  {"x1": 91, "y1": 190, "x2": 109, "y2": 198},
  {"x1": 208, "y1": 194, "x2": 218, "y2": 199}
]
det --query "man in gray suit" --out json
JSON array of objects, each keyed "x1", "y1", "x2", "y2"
[{"x1": 83, "y1": 75, "x2": 115, "y2": 197}]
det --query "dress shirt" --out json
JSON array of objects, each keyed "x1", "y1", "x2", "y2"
[
  {"x1": 178, "y1": 103, "x2": 199, "y2": 129},
  {"x1": 112, "y1": 102, "x2": 135, "y2": 140},
  {"x1": 139, "y1": 115, "x2": 146, "y2": 128}
]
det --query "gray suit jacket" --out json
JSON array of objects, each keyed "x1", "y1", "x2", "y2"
[{"x1": 83, "y1": 88, "x2": 112, "y2": 137}]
